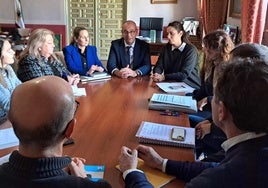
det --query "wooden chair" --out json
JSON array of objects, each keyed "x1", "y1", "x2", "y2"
[{"x1": 54, "y1": 51, "x2": 67, "y2": 68}]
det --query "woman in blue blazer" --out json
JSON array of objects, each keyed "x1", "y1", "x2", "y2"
[{"x1": 63, "y1": 27, "x2": 105, "y2": 76}]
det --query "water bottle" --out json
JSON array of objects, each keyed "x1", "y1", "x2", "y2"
[{"x1": 150, "y1": 30, "x2": 156, "y2": 43}]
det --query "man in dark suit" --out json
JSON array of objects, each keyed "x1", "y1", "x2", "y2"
[
  {"x1": 118, "y1": 58, "x2": 268, "y2": 187},
  {"x1": 0, "y1": 76, "x2": 111, "y2": 188},
  {"x1": 107, "y1": 20, "x2": 151, "y2": 78}
]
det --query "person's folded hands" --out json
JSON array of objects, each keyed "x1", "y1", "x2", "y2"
[
  {"x1": 68, "y1": 157, "x2": 87, "y2": 178},
  {"x1": 136, "y1": 145, "x2": 164, "y2": 170},
  {"x1": 151, "y1": 73, "x2": 165, "y2": 82},
  {"x1": 118, "y1": 146, "x2": 138, "y2": 172}
]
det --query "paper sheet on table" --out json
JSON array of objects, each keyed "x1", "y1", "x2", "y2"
[
  {"x1": 0, "y1": 153, "x2": 11, "y2": 165},
  {"x1": 72, "y1": 85, "x2": 86, "y2": 96},
  {"x1": 156, "y1": 82, "x2": 195, "y2": 93},
  {"x1": 0, "y1": 128, "x2": 19, "y2": 149}
]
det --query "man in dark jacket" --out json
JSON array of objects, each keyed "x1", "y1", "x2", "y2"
[
  {"x1": 107, "y1": 20, "x2": 151, "y2": 78},
  {"x1": 0, "y1": 76, "x2": 111, "y2": 188},
  {"x1": 119, "y1": 58, "x2": 268, "y2": 188}
]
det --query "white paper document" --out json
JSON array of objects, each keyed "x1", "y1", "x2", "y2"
[
  {"x1": 0, "y1": 153, "x2": 11, "y2": 165},
  {"x1": 150, "y1": 93, "x2": 193, "y2": 107},
  {"x1": 156, "y1": 82, "x2": 195, "y2": 93},
  {"x1": 80, "y1": 74, "x2": 111, "y2": 83},
  {"x1": 0, "y1": 128, "x2": 19, "y2": 149},
  {"x1": 71, "y1": 85, "x2": 86, "y2": 97},
  {"x1": 148, "y1": 93, "x2": 197, "y2": 113}
]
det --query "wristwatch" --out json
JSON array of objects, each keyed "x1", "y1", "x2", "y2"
[{"x1": 135, "y1": 70, "x2": 141, "y2": 76}]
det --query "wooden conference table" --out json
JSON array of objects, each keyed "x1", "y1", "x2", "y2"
[{"x1": 0, "y1": 76, "x2": 194, "y2": 187}]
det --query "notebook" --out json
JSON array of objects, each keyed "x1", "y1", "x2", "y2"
[
  {"x1": 148, "y1": 93, "x2": 197, "y2": 113},
  {"x1": 116, "y1": 158, "x2": 175, "y2": 188},
  {"x1": 136, "y1": 121, "x2": 195, "y2": 148}
]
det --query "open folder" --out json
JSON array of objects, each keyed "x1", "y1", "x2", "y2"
[
  {"x1": 116, "y1": 158, "x2": 176, "y2": 188},
  {"x1": 148, "y1": 93, "x2": 197, "y2": 113}
]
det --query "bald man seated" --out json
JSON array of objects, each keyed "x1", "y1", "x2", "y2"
[{"x1": 0, "y1": 76, "x2": 111, "y2": 188}]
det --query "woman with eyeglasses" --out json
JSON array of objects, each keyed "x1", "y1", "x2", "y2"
[
  {"x1": 63, "y1": 26, "x2": 105, "y2": 76},
  {"x1": 0, "y1": 39, "x2": 21, "y2": 125},
  {"x1": 152, "y1": 21, "x2": 201, "y2": 89}
]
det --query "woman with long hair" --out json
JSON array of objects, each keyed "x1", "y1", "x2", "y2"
[
  {"x1": 17, "y1": 28, "x2": 79, "y2": 85},
  {"x1": 63, "y1": 26, "x2": 105, "y2": 76},
  {"x1": 0, "y1": 39, "x2": 21, "y2": 124},
  {"x1": 152, "y1": 21, "x2": 201, "y2": 89}
]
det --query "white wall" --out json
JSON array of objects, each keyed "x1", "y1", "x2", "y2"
[
  {"x1": 0, "y1": 0, "x2": 65, "y2": 25},
  {"x1": 127, "y1": 0, "x2": 197, "y2": 26},
  {"x1": 1, "y1": 0, "x2": 239, "y2": 28}
]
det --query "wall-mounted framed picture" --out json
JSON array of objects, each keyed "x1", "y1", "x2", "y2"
[
  {"x1": 54, "y1": 34, "x2": 62, "y2": 52},
  {"x1": 151, "y1": 0, "x2": 177, "y2": 4},
  {"x1": 229, "y1": 0, "x2": 241, "y2": 18}
]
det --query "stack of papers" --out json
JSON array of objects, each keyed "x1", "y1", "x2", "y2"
[
  {"x1": 80, "y1": 72, "x2": 111, "y2": 82},
  {"x1": 148, "y1": 93, "x2": 197, "y2": 113}
]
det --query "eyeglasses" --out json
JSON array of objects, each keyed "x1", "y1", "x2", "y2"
[{"x1": 122, "y1": 30, "x2": 136, "y2": 35}]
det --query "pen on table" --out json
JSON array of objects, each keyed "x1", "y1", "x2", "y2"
[{"x1": 160, "y1": 110, "x2": 179, "y2": 117}]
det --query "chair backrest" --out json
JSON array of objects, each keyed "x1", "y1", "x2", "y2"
[
  {"x1": 139, "y1": 17, "x2": 163, "y2": 42},
  {"x1": 54, "y1": 51, "x2": 67, "y2": 68}
]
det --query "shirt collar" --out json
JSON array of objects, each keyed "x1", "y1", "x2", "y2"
[
  {"x1": 172, "y1": 42, "x2": 186, "y2": 52},
  {"x1": 124, "y1": 40, "x2": 135, "y2": 48},
  {"x1": 221, "y1": 132, "x2": 267, "y2": 151}
]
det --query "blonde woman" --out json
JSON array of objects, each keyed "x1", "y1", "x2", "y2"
[
  {"x1": 63, "y1": 26, "x2": 104, "y2": 76},
  {"x1": 17, "y1": 28, "x2": 79, "y2": 85}
]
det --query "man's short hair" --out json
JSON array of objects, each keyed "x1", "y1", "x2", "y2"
[
  {"x1": 230, "y1": 43, "x2": 268, "y2": 63},
  {"x1": 214, "y1": 58, "x2": 268, "y2": 133}
]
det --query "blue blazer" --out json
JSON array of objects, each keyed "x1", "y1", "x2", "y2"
[
  {"x1": 63, "y1": 44, "x2": 104, "y2": 76},
  {"x1": 106, "y1": 38, "x2": 151, "y2": 75}
]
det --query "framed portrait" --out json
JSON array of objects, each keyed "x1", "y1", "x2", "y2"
[
  {"x1": 54, "y1": 34, "x2": 62, "y2": 52},
  {"x1": 151, "y1": 0, "x2": 177, "y2": 4},
  {"x1": 229, "y1": 0, "x2": 241, "y2": 18}
]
